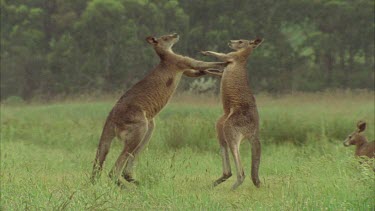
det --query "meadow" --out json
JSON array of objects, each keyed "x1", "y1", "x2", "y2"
[{"x1": 1, "y1": 91, "x2": 374, "y2": 210}]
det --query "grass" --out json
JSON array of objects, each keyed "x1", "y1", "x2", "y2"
[{"x1": 1, "y1": 92, "x2": 374, "y2": 210}]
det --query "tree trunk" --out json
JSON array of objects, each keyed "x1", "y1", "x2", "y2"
[{"x1": 324, "y1": 52, "x2": 334, "y2": 87}]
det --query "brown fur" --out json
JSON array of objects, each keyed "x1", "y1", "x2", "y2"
[
  {"x1": 202, "y1": 38, "x2": 263, "y2": 190},
  {"x1": 91, "y1": 33, "x2": 228, "y2": 185},
  {"x1": 343, "y1": 121, "x2": 375, "y2": 158}
]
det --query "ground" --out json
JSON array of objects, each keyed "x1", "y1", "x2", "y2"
[{"x1": 1, "y1": 92, "x2": 374, "y2": 210}]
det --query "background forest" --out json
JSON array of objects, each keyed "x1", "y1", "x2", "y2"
[{"x1": 1, "y1": 0, "x2": 374, "y2": 101}]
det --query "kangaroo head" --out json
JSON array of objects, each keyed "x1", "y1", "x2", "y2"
[
  {"x1": 343, "y1": 121, "x2": 367, "y2": 147},
  {"x1": 228, "y1": 38, "x2": 263, "y2": 51},
  {"x1": 146, "y1": 33, "x2": 179, "y2": 51}
]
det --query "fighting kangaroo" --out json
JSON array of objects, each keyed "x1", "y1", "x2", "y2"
[
  {"x1": 91, "y1": 33, "x2": 227, "y2": 185},
  {"x1": 343, "y1": 121, "x2": 374, "y2": 158},
  {"x1": 202, "y1": 37, "x2": 263, "y2": 190}
]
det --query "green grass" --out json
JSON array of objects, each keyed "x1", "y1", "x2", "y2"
[{"x1": 1, "y1": 92, "x2": 375, "y2": 210}]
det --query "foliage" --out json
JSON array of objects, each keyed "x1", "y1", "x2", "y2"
[
  {"x1": 1, "y1": 0, "x2": 374, "y2": 100},
  {"x1": 2, "y1": 95, "x2": 25, "y2": 105},
  {"x1": 188, "y1": 77, "x2": 218, "y2": 95}
]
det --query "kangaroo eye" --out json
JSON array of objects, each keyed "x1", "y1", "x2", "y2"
[
  {"x1": 238, "y1": 41, "x2": 243, "y2": 44},
  {"x1": 348, "y1": 135, "x2": 352, "y2": 138}
]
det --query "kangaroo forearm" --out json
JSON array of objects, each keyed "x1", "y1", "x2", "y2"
[
  {"x1": 202, "y1": 51, "x2": 230, "y2": 61},
  {"x1": 183, "y1": 69, "x2": 206, "y2": 77},
  {"x1": 190, "y1": 61, "x2": 226, "y2": 71}
]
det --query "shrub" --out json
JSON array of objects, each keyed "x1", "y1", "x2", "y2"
[
  {"x1": 3, "y1": 96, "x2": 25, "y2": 105},
  {"x1": 188, "y1": 77, "x2": 217, "y2": 95}
]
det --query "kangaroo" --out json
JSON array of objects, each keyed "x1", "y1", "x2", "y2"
[
  {"x1": 343, "y1": 121, "x2": 375, "y2": 158},
  {"x1": 91, "y1": 33, "x2": 228, "y2": 185},
  {"x1": 201, "y1": 37, "x2": 263, "y2": 190}
]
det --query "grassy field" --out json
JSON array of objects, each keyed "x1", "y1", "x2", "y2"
[{"x1": 1, "y1": 92, "x2": 374, "y2": 210}]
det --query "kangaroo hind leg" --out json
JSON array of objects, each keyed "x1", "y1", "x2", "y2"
[
  {"x1": 109, "y1": 120, "x2": 148, "y2": 186},
  {"x1": 122, "y1": 119, "x2": 155, "y2": 184},
  {"x1": 224, "y1": 123, "x2": 245, "y2": 190},
  {"x1": 213, "y1": 116, "x2": 232, "y2": 187}
]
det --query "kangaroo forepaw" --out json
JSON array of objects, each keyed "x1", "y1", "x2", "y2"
[
  {"x1": 205, "y1": 69, "x2": 222, "y2": 73},
  {"x1": 201, "y1": 51, "x2": 210, "y2": 56}
]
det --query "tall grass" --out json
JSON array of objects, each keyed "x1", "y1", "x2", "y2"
[
  {"x1": 1, "y1": 91, "x2": 374, "y2": 210},
  {"x1": 163, "y1": 91, "x2": 375, "y2": 148}
]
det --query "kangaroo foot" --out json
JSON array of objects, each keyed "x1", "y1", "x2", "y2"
[
  {"x1": 213, "y1": 173, "x2": 232, "y2": 187},
  {"x1": 230, "y1": 175, "x2": 245, "y2": 190},
  {"x1": 123, "y1": 174, "x2": 140, "y2": 186}
]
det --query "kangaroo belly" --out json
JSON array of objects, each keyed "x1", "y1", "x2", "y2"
[
  {"x1": 115, "y1": 71, "x2": 182, "y2": 120},
  {"x1": 220, "y1": 66, "x2": 254, "y2": 111},
  {"x1": 221, "y1": 86, "x2": 256, "y2": 114}
]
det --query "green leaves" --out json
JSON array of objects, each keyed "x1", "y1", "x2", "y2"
[{"x1": 1, "y1": 0, "x2": 374, "y2": 100}]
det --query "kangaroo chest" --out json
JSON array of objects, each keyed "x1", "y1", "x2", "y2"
[
  {"x1": 142, "y1": 71, "x2": 182, "y2": 118},
  {"x1": 220, "y1": 64, "x2": 253, "y2": 111}
]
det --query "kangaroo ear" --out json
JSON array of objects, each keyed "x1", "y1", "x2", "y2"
[
  {"x1": 146, "y1": 36, "x2": 158, "y2": 45},
  {"x1": 357, "y1": 121, "x2": 366, "y2": 132},
  {"x1": 250, "y1": 37, "x2": 263, "y2": 48},
  {"x1": 253, "y1": 37, "x2": 263, "y2": 45}
]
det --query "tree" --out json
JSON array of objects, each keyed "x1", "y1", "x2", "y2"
[{"x1": 1, "y1": 0, "x2": 373, "y2": 100}]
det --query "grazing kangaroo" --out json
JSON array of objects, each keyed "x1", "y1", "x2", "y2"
[
  {"x1": 202, "y1": 37, "x2": 263, "y2": 190},
  {"x1": 91, "y1": 33, "x2": 228, "y2": 185},
  {"x1": 343, "y1": 121, "x2": 375, "y2": 158}
]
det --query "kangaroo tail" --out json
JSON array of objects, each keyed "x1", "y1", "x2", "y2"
[
  {"x1": 250, "y1": 134, "x2": 261, "y2": 188},
  {"x1": 91, "y1": 113, "x2": 116, "y2": 183}
]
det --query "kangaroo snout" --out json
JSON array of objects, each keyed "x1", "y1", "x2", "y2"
[{"x1": 343, "y1": 140, "x2": 350, "y2": 147}]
